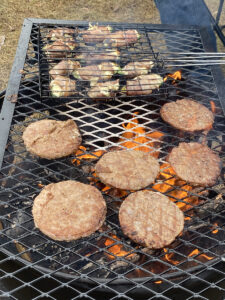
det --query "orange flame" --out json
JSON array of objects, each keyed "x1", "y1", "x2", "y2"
[
  {"x1": 188, "y1": 249, "x2": 213, "y2": 260},
  {"x1": 105, "y1": 234, "x2": 134, "y2": 259},
  {"x1": 163, "y1": 248, "x2": 179, "y2": 265},
  {"x1": 212, "y1": 222, "x2": 219, "y2": 234},
  {"x1": 119, "y1": 112, "x2": 164, "y2": 158},
  {"x1": 37, "y1": 183, "x2": 44, "y2": 188},
  {"x1": 155, "y1": 280, "x2": 162, "y2": 284},
  {"x1": 164, "y1": 70, "x2": 182, "y2": 83},
  {"x1": 72, "y1": 145, "x2": 105, "y2": 165},
  {"x1": 153, "y1": 163, "x2": 199, "y2": 211},
  {"x1": 210, "y1": 101, "x2": 216, "y2": 114}
]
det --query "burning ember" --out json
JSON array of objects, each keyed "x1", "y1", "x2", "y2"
[
  {"x1": 164, "y1": 70, "x2": 182, "y2": 84},
  {"x1": 104, "y1": 234, "x2": 135, "y2": 259},
  {"x1": 119, "y1": 112, "x2": 164, "y2": 157}
]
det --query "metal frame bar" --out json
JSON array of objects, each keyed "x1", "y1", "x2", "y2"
[{"x1": 1, "y1": 18, "x2": 225, "y2": 171}]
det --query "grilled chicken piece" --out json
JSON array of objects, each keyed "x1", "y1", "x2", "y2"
[
  {"x1": 49, "y1": 60, "x2": 81, "y2": 79},
  {"x1": 50, "y1": 75, "x2": 76, "y2": 97},
  {"x1": 73, "y1": 62, "x2": 120, "y2": 84},
  {"x1": 126, "y1": 74, "x2": 163, "y2": 96},
  {"x1": 76, "y1": 49, "x2": 120, "y2": 64},
  {"x1": 119, "y1": 61, "x2": 154, "y2": 78},
  {"x1": 104, "y1": 30, "x2": 140, "y2": 47},
  {"x1": 47, "y1": 27, "x2": 75, "y2": 41},
  {"x1": 80, "y1": 24, "x2": 112, "y2": 43},
  {"x1": 88, "y1": 79, "x2": 119, "y2": 99},
  {"x1": 59, "y1": 37, "x2": 77, "y2": 50},
  {"x1": 43, "y1": 41, "x2": 71, "y2": 59}
]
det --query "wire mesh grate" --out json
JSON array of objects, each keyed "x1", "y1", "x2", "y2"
[{"x1": 0, "y1": 20, "x2": 225, "y2": 299}]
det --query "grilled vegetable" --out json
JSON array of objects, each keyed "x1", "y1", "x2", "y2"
[
  {"x1": 88, "y1": 79, "x2": 119, "y2": 99},
  {"x1": 50, "y1": 75, "x2": 76, "y2": 97},
  {"x1": 49, "y1": 60, "x2": 81, "y2": 79},
  {"x1": 47, "y1": 27, "x2": 75, "y2": 41},
  {"x1": 125, "y1": 74, "x2": 163, "y2": 96},
  {"x1": 119, "y1": 61, "x2": 154, "y2": 78},
  {"x1": 76, "y1": 49, "x2": 120, "y2": 64},
  {"x1": 73, "y1": 62, "x2": 120, "y2": 84},
  {"x1": 80, "y1": 24, "x2": 112, "y2": 43},
  {"x1": 104, "y1": 30, "x2": 140, "y2": 47},
  {"x1": 43, "y1": 41, "x2": 71, "y2": 59}
]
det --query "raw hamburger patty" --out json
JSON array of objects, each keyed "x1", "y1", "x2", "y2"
[
  {"x1": 160, "y1": 99, "x2": 214, "y2": 132},
  {"x1": 32, "y1": 181, "x2": 106, "y2": 241},
  {"x1": 95, "y1": 150, "x2": 159, "y2": 190},
  {"x1": 168, "y1": 142, "x2": 221, "y2": 186},
  {"x1": 22, "y1": 119, "x2": 81, "y2": 159},
  {"x1": 119, "y1": 190, "x2": 184, "y2": 248}
]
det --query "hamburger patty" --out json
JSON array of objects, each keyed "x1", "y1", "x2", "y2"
[
  {"x1": 119, "y1": 190, "x2": 184, "y2": 248},
  {"x1": 95, "y1": 150, "x2": 159, "y2": 190},
  {"x1": 160, "y1": 99, "x2": 214, "y2": 132},
  {"x1": 32, "y1": 181, "x2": 106, "y2": 241},
  {"x1": 22, "y1": 119, "x2": 81, "y2": 159},
  {"x1": 168, "y1": 142, "x2": 221, "y2": 186}
]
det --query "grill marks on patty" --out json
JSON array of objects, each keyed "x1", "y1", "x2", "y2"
[
  {"x1": 168, "y1": 142, "x2": 222, "y2": 186},
  {"x1": 119, "y1": 190, "x2": 184, "y2": 248},
  {"x1": 160, "y1": 99, "x2": 214, "y2": 132}
]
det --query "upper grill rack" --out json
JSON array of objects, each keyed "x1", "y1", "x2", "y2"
[{"x1": 0, "y1": 20, "x2": 225, "y2": 300}]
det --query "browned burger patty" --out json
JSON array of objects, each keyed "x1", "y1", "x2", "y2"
[
  {"x1": 95, "y1": 150, "x2": 160, "y2": 190},
  {"x1": 168, "y1": 142, "x2": 221, "y2": 186},
  {"x1": 22, "y1": 119, "x2": 81, "y2": 159},
  {"x1": 160, "y1": 99, "x2": 214, "y2": 132},
  {"x1": 32, "y1": 181, "x2": 106, "y2": 241},
  {"x1": 119, "y1": 190, "x2": 184, "y2": 248}
]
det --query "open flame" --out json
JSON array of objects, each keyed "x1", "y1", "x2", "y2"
[
  {"x1": 164, "y1": 70, "x2": 182, "y2": 84},
  {"x1": 153, "y1": 163, "x2": 199, "y2": 211},
  {"x1": 105, "y1": 234, "x2": 135, "y2": 259},
  {"x1": 119, "y1": 112, "x2": 164, "y2": 158},
  {"x1": 72, "y1": 145, "x2": 105, "y2": 165},
  {"x1": 163, "y1": 248, "x2": 179, "y2": 265},
  {"x1": 188, "y1": 249, "x2": 213, "y2": 261}
]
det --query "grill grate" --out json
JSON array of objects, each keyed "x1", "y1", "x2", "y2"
[{"x1": 0, "y1": 19, "x2": 225, "y2": 299}]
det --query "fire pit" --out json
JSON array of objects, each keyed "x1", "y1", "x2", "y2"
[{"x1": 0, "y1": 19, "x2": 225, "y2": 299}]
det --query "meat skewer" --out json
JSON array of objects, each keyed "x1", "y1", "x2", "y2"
[
  {"x1": 47, "y1": 27, "x2": 75, "y2": 41},
  {"x1": 49, "y1": 60, "x2": 81, "y2": 79},
  {"x1": 50, "y1": 75, "x2": 76, "y2": 97},
  {"x1": 88, "y1": 79, "x2": 119, "y2": 99},
  {"x1": 119, "y1": 61, "x2": 154, "y2": 78},
  {"x1": 73, "y1": 62, "x2": 120, "y2": 84},
  {"x1": 76, "y1": 49, "x2": 120, "y2": 64},
  {"x1": 125, "y1": 74, "x2": 163, "y2": 96},
  {"x1": 80, "y1": 24, "x2": 112, "y2": 43},
  {"x1": 103, "y1": 29, "x2": 140, "y2": 47}
]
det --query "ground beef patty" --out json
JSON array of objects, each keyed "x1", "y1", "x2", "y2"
[
  {"x1": 160, "y1": 99, "x2": 214, "y2": 132},
  {"x1": 22, "y1": 119, "x2": 81, "y2": 159},
  {"x1": 32, "y1": 180, "x2": 106, "y2": 241},
  {"x1": 95, "y1": 150, "x2": 159, "y2": 190},
  {"x1": 168, "y1": 142, "x2": 221, "y2": 186},
  {"x1": 119, "y1": 190, "x2": 184, "y2": 248}
]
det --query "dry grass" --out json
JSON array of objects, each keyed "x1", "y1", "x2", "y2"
[{"x1": 0, "y1": 0, "x2": 160, "y2": 91}]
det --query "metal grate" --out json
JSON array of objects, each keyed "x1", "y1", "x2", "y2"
[{"x1": 0, "y1": 19, "x2": 225, "y2": 300}]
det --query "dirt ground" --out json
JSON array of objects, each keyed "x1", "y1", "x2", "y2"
[{"x1": 0, "y1": 0, "x2": 224, "y2": 91}]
